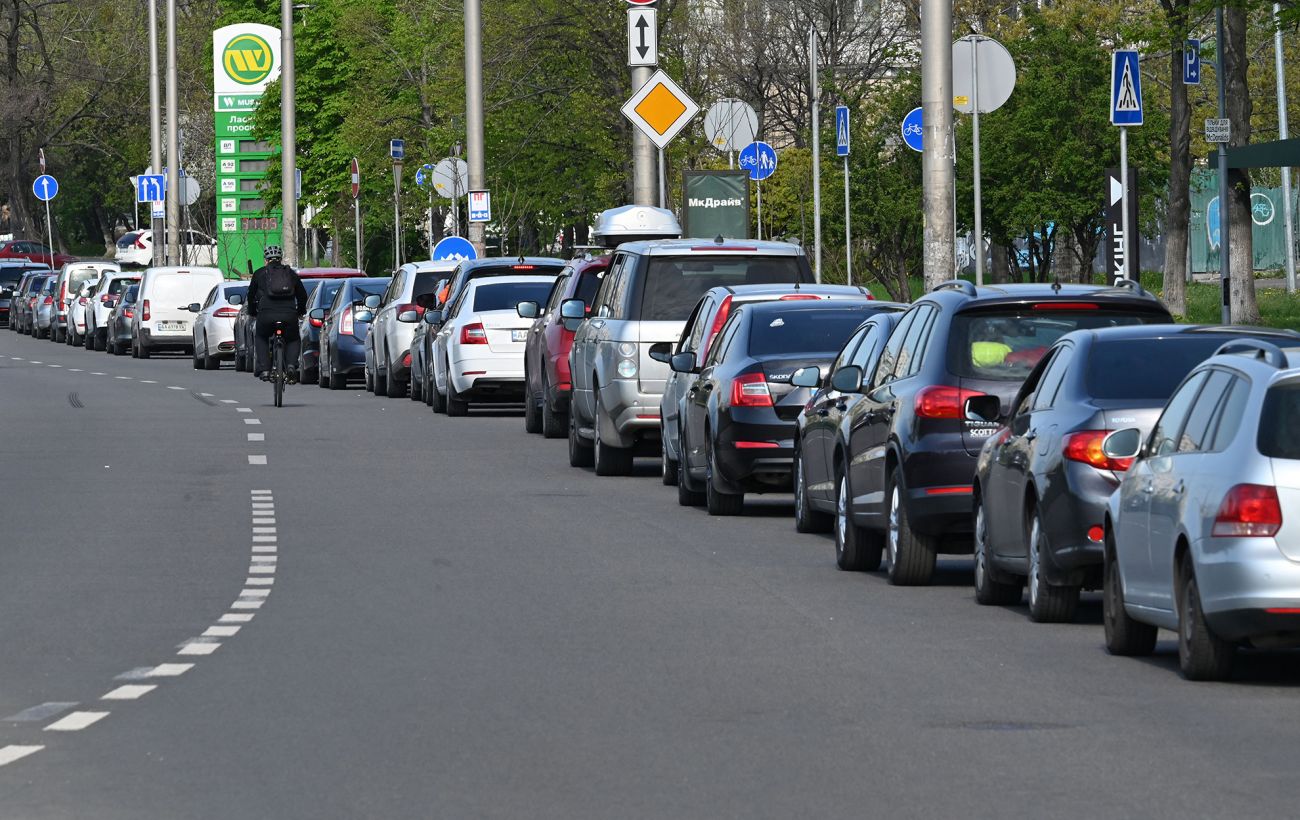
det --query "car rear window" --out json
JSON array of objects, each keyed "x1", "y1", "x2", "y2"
[
  {"x1": 1085, "y1": 336, "x2": 1251, "y2": 400},
  {"x1": 225, "y1": 285, "x2": 250, "y2": 300},
  {"x1": 122, "y1": 285, "x2": 139, "y2": 302},
  {"x1": 316, "y1": 281, "x2": 343, "y2": 303},
  {"x1": 1258, "y1": 382, "x2": 1300, "y2": 459},
  {"x1": 746, "y1": 307, "x2": 873, "y2": 357},
  {"x1": 108, "y1": 277, "x2": 139, "y2": 295},
  {"x1": 304, "y1": 280, "x2": 322, "y2": 298},
  {"x1": 68, "y1": 269, "x2": 100, "y2": 293},
  {"x1": 354, "y1": 283, "x2": 387, "y2": 300},
  {"x1": 639, "y1": 255, "x2": 807, "y2": 322},
  {"x1": 951, "y1": 308, "x2": 1160, "y2": 381},
  {"x1": 473, "y1": 280, "x2": 556, "y2": 312},
  {"x1": 413, "y1": 271, "x2": 452, "y2": 296},
  {"x1": 116, "y1": 232, "x2": 140, "y2": 248},
  {"x1": 0, "y1": 272, "x2": 20, "y2": 288}
]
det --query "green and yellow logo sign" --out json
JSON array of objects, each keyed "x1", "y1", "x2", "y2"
[{"x1": 222, "y1": 34, "x2": 274, "y2": 85}]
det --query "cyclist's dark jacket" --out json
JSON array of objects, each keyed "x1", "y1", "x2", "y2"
[{"x1": 248, "y1": 262, "x2": 308, "y2": 322}]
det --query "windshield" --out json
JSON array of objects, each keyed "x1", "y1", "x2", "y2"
[
  {"x1": 950, "y1": 309, "x2": 1160, "y2": 382},
  {"x1": 746, "y1": 307, "x2": 873, "y2": 358},
  {"x1": 473, "y1": 280, "x2": 556, "y2": 312},
  {"x1": 1086, "y1": 336, "x2": 1265, "y2": 401},
  {"x1": 639, "y1": 255, "x2": 808, "y2": 321},
  {"x1": 116, "y1": 232, "x2": 140, "y2": 248},
  {"x1": 1259, "y1": 382, "x2": 1300, "y2": 459},
  {"x1": 316, "y1": 281, "x2": 343, "y2": 304}
]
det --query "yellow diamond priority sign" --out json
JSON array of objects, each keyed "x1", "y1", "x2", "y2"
[{"x1": 621, "y1": 70, "x2": 700, "y2": 149}]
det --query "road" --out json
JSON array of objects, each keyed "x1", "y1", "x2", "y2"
[{"x1": 1, "y1": 328, "x2": 1299, "y2": 819}]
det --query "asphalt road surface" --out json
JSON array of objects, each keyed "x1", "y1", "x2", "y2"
[{"x1": 2, "y1": 328, "x2": 1299, "y2": 819}]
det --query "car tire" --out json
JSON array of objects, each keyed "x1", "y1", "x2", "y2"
[
  {"x1": 835, "y1": 472, "x2": 882, "y2": 570},
  {"x1": 661, "y1": 431, "x2": 679, "y2": 486},
  {"x1": 973, "y1": 498, "x2": 1022, "y2": 606},
  {"x1": 409, "y1": 367, "x2": 422, "y2": 401},
  {"x1": 1103, "y1": 537, "x2": 1157, "y2": 656},
  {"x1": 328, "y1": 365, "x2": 347, "y2": 390},
  {"x1": 593, "y1": 395, "x2": 633, "y2": 477},
  {"x1": 676, "y1": 456, "x2": 704, "y2": 506},
  {"x1": 794, "y1": 447, "x2": 832, "y2": 534},
  {"x1": 192, "y1": 344, "x2": 204, "y2": 369},
  {"x1": 385, "y1": 353, "x2": 405, "y2": 398},
  {"x1": 318, "y1": 364, "x2": 329, "y2": 388},
  {"x1": 1178, "y1": 560, "x2": 1235, "y2": 681},
  {"x1": 430, "y1": 369, "x2": 447, "y2": 413},
  {"x1": 94, "y1": 331, "x2": 106, "y2": 351},
  {"x1": 523, "y1": 389, "x2": 543, "y2": 434},
  {"x1": 204, "y1": 337, "x2": 221, "y2": 370},
  {"x1": 886, "y1": 467, "x2": 937, "y2": 586},
  {"x1": 445, "y1": 373, "x2": 469, "y2": 416},
  {"x1": 568, "y1": 405, "x2": 594, "y2": 468},
  {"x1": 137, "y1": 337, "x2": 151, "y2": 359},
  {"x1": 84, "y1": 327, "x2": 94, "y2": 349},
  {"x1": 373, "y1": 363, "x2": 388, "y2": 396},
  {"x1": 234, "y1": 349, "x2": 246, "y2": 372},
  {"x1": 705, "y1": 443, "x2": 744, "y2": 516},
  {"x1": 1026, "y1": 509, "x2": 1079, "y2": 623},
  {"x1": 541, "y1": 382, "x2": 566, "y2": 440}
]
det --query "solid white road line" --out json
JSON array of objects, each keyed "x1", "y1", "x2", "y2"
[
  {"x1": 248, "y1": 433, "x2": 265, "y2": 441},
  {"x1": 145, "y1": 663, "x2": 194, "y2": 677},
  {"x1": 204, "y1": 625, "x2": 241, "y2": 637},
  {"x1": 45, "y1": 711, "x2": 109, "y2": 732},
  {"x1": 101, "y1": 685, "x2": 156, "y2": 701},
  {"x1": 177, "y1": 642, "x2": 220, "y2": 656},
  {"x1": 0, "y1": 746, "x2": 44, "y2": 767},
  {"x1": 248, "y1": 455, "x2": 267, "y2": 465},
  {"x1": 220, "y1": 613, "x2": 256, "y2": 623}
]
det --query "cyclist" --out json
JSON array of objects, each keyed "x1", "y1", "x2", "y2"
[{"x1": 248, "y1": 245, "x2": 308, "y2": 382}]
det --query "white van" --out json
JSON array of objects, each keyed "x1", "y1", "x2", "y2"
[{"x1": 130, "y1": 265, "x2": 224, "y2": 358}]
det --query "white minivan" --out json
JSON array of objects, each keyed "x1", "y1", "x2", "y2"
[{"x1": 130, "y1": 265, "x2": 224, "y2": 358}]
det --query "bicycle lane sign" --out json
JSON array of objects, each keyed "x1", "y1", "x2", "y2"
[{"x1": 901, "y1": 107, "x2": 923, "y2": 153}]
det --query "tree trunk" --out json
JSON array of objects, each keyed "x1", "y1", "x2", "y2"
[
  {"x1": 988, "y1": 240, "x2": 1011, "y2": 283},
  {"x1": 1224, "y1": 4, "x2": 1260, "y2": 323},
  {"x1": 1161, "y1": 9, "x2": 1191, "y2": 317}
]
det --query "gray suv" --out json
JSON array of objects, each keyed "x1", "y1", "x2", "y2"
[{"x1": 564, "y1": 238, "x2": 814, "y2": 476}]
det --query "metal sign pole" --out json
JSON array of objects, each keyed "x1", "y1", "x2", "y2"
[
  {"x1": 1275, "y1": 2, "x2": 1297, "y2": 294},
  {"x1": 810, "y1": 26, "x2": 822, "y2": 282},
  {"x1": 44, "y1": 198, "x2": 54, "y2": 267},
  {"x1": 757, "y1": 181, "x2": 763, "y2": 241},
  {"x1": 971, "y1": 39, "x2": 984, "y2": 285},
  {"x1": 1120, "y1": 126, "x2": 1131, "y2": 283},
  {"x1": 393, "y1": 163, "x2": 403, "y2": 270},
  {"x1": 658, "y1": 148, "x2": 666, "y2": 209},
  {"x1": 354, "y1": 198, "x2": 362, "y2": 268},
  {"x1": 843, "y1": 156, "x2": 852, "y2": 285}
]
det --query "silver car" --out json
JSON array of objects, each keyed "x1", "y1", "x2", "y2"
[
  {"x1": 32, "y1": 277, "x2": 57, "y2": 338},
  {"x1": 1102, "y1": 339, "x2": 1300, "y2": 680},
  {"x1": 565, "y1": 238, "x2": 815, "y2": 476},
  {"x1": 365, "y1": 259, "x2": 459, "y2": 398}
]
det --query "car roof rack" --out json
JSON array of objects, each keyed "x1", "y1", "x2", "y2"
[
  {"x1": 1096, "y1": 278, "x2": 1150, "y2": 298},
  {"x1": 931, "y1": 279, "x2": 977, "y2": 297},
  {"x1": 1212, "y1": 339, "x2": 1290, "y2": 369}
]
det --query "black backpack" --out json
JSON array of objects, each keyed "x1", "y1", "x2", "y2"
[{"x1": 265, "y1": 264, "x2": 296, "y2": 298}]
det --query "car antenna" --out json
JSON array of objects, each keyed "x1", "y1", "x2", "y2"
[
  {"x1": 714, "y1": 235, "x2": 725, "y2": 245},
  {"x1": 1051, "y1": 274, "x2": 1061, "y2": 294}
]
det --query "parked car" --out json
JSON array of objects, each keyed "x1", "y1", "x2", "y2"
[
  {"x1": 971, "y1": 324, "x2": 1300, "y2": 622},
  {"x1": 408, "y1": 277, "x2": 450, "y2": 402},
  {"x1": 566, "y1": 238, "x2": 815, "y2": 476},
  {"x1": 234, "y1": 268, "x2": 354, "y2": 372},
  {"x1": 32, "y1": 276, "x2": 57, "y2": 338},
  {"x1": 1103, "y1": 339, "x2": 1300, "y2": 680},
  {"x1": 0, "y1": 239, "x2": 76, "y2": 269},
  {"x1": 189, "y1": 281, "x2": 250, "y2": 369},
  {"x1": 52, "y1": 261, "x2": 119, "y2": 344},
  {"x1": 792, "y1": 311, "x2": 906, "y2": 552},
  {"x1": 428, "y1": 274, "x2": 561, "y2": 415},
  {"x1": 518, "y1": 256, "x2": 609, "y2": 436},
  {"x1": 65, "y1": 279, "x2": 98, "y2": 346},
  {"x1": 10, "y1": 272, "x2": 51, "y2": 334},
  {"x1": 114, "y1": 229, "x2": 218, "y2": 268},
  {"x1": 657, "y1": 283, "x2": 878, "y2": 488},
  {"x1": 316, "y1": 277, "x2": 390, "y2": 389},
  {"x1": 364, "y1": 260, "x2": 459, "y2": 397},
  {"x1": 0, "y1": 262, "x2": 49, "y2": 328},
  {"x1": 106, "y1": 284, "x2": 140, "y2": 355},
  {"x1": 298, "y1": 277, "x2": 351, "y2": 385},
  {"x1": 829, "y1": 279, "x2": 1173, "y2": 586},
  {"x1": 130, "y1": 266, "x2": 224, "y2": 357},
  {"x1": 83, "y1": 272, "x2": 141, "y2": 351}
]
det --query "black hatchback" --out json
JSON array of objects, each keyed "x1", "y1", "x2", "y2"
[
  {"x1": 970, "y1": 324, "x2": 1300, "y2": 622},
  {"x1": 833, "y1": 280, "x2": 1172, "y2": 586}
]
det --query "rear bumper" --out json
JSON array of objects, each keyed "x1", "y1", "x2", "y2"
[
  {"x1": 1196, "y1": 537, "x2": 1300, "y2": 640},
  {"x1": 597, "y1": 379, "x2": 663, "y2": 449},
  {"x1": 902, "y1": 449, "x2": 978, "y2": 540},
  {"x1": 1041, "y1": 463, "x2": 1118, "y2": 585},
  {"x1": 714, "y1": 414, "x2": 797, "y2": 492},
  {"x1": 330, "y1": 336, "x2": 368, "y2": 374},
  {"x1": 140, "y1": 328, "x2": 192, "y2": 349}
]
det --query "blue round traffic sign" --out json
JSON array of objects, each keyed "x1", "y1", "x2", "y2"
[
  {"x1": 32, "y1": 174, "x2": 59, "y2": 201},
  {"x1": 415, "y1": 163, "x2": 434, "y2": 187},
  {"x1": 738, "y1": 141, "x2": 777, "y2": 181},
  {"x1": 901, "y1": 107, "x2": 923, "y2": 153},
  {"x1": 432, "y1": 236, "x2": 477, "y2": 262}
]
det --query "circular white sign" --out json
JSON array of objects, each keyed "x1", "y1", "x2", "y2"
[
  {"x1": 952, "y1": 36, "x2": 1016, "y2": 114},
  {"x1": 430, "y1": 157, "x2": 468, "y2": 200},
  {"x1": 703, "y1": 99, "x2": 758, "y2": 152}
]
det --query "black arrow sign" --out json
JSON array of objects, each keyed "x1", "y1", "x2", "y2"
[{"x1": 635, "y1": 16, "x2": 650, "y2": 59}]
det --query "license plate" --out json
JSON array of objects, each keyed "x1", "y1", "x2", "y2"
[
  {"x1": 159, "y1": 321, "x2": 185, "y2": 332},
  {"x1": 511, "y1": 329, "x2": 528, "y2": 342}
]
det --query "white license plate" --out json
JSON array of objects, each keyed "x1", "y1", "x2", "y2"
[
  {"x1": 158, "y1": 321, "x2": 186, "y2": 332},
  {"x1": 511, "y1": 329, "x2": 528, "y2": 342}
]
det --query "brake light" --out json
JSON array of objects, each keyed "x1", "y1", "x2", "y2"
[
  {"x1": 402, "y1": 351, "x2": 411, "y2": 368},
  {"x1": 77, "y1": 297, "x2": 87, "y2": 305},
  {"x1": 215, "y1": 306, "x2": 240, "y2": 318},
  {"x1": 1063, "y1": 430, "x2": 1133, "y2": 472},
  {"x1": 690, "y1": 246, "x2": 756, "y2": 251},
  {"x1": 460, "y1": 322, "x2": 487, "y2": 344},
  {"x1": 341, "y1": 307, "x2": 355, "y2": 335},
  {"x1": 123, "y1": 307, "x2": 134, "y2": 319},
  {"x1": 142, "y1": 299, "x2": 151, "y2": 321},
  {"x1": 779, "y1": 294, "x2": 821, "y2": 301},
  {"x1": 59, "y1": 283, "x2": 66, "y2": 304},
  {"x1": 511, "y1": 264, "x2": 536, "y2": 270},
  {"x1": 733, "y1": 441, "x2": 779, "y2": 448},
  {"x1": 397, "y1": 302, "x2": 424, "y2": 316},
  {"x1": 730, "y1": 371, "x2": 773, "y2": 407},
  {"x1": 134, "y1": 237, "x2": 147, "y2": 250},
  {"x1": 1031, "y1": 302, "x2": 1099, "y2": 311},
  {"x1": 1212, "y1": 484, "x2": 1282, "y2": 537},
  {"x1": 915, "y1": 385, "x2": 986, "y2": 419},
  {"x1": 42, "y1": 295, "x2": 52, "y2": 305},
  {"x1": 702, "y1": 295, "x2": 733, "y2": 359}
]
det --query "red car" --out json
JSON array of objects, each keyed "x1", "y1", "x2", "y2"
[
  {"x1": 521, "y1": 255, "x2": 609, "y2": 437},
  {"x1": 0, "y1": 240, "x2": 77, "y2": 269}
]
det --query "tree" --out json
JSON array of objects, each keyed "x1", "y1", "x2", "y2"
[{"x1": 1224, "y1": 2, "x2": 1261, "y2": 322}]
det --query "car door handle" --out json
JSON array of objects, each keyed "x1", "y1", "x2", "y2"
[{"x1": 1174, "y1": 481, "x2": 1185, "y2": 494}]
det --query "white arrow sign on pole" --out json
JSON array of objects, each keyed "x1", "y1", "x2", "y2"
[{"x1": 627, "y1": 8, "x2": 657, "y2": 67}]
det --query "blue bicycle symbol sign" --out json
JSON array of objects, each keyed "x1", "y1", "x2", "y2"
[
  {"x1": 900, "y1": 107, "x2": 923, "y2": 152},
  {"x1": 1251, "y1": 193, "x2": 1275, "y2": 226},
  {"x1": 738, "y1": 141, "x2": 777, "y2": 181}
]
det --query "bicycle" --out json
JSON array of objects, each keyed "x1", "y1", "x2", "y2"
[{"x1": 267, "y1": 320, "x2": 291, "y2": 408}]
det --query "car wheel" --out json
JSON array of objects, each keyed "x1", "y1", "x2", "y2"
[
  {"x1": 408, "y1": 366, "x2": 422, "y2": 401},
  {"x1": 385, "y1": 352, "x2": 405, "y2": 398},
  {"x1": 541, "y1": 381, "x2": 566, "y2": 440},
  {"x1": 374, "y1": 361, "x2": 389, "y2": 396},
  {"x1": 568, "y1": 404, "x2": 594, "y2": 468},
  {"x1": 364, "y1": 360, "x2": 374, "y2": 392},
  {"x1": 1026, "y1": 509, "x2": 1079, "y2": 623},
  {"x1": 523, "y1": 388, "x2": 543, "y2": 434},
  {"x1": 1178, "y1": 560, "x2": 1235, "y2": 681},
  {"x1": 794, "y1": 446, "x2": 832, "y2": 534},
  {"x1": 430, "y1": 366, "x2": 448, "y2": 412},
  {"x1": 593, "y1": 394, "x2": 633, "y2": 477},
  {"x1": 204, "y1": 336, "x2": 221, "y2": 370},
  {"x1": 192, "y1": 343, "x2": 204, "y2": 369},
  {"x1": 973, "y1": 498, "x2": 1022, "y2": 605},
  {"x1": 137, "y1": 337, "x2": 151, "y2": 359},
  {"x1": 1103, "y1": 536, "x2": 1157, "y2": 656},
  {"x1": 886, "y1": 467, "x2": 937, "y2": 586},
  {"x1": 445, "y1": 372, "x2": 469, "y2": 416},
  {"x1": 835, "y1": 472, "x2": 882, "y2": 570},
  {"x1": 661, "y1": 429, "x2": 679, "y2": 486},
  {"x1": 705, "y1": 441, "x2": 744, "y2": 516},
  {"x1": 94, "y1": 331, "x2": 106, "y2": 351}
]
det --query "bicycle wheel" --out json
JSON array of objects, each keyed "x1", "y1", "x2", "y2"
[{"x1": 273, "y1": 337, "x2": 285, "y2": 408}]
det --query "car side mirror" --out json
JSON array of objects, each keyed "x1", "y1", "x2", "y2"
[
  {"x1": 308, "y1": 308, "x2": 326, "y2": 321},
  {"x1": 516, "y1": 300, "x2": 540, "y2": 320},
  {"x1": 423, "y1": 310, "x2": 440, "y2": 325},
  {"x1": 1102, "y1": 427, "x2": 1143, "y2": 461},
  {"x1": 396, "y1": 309, "x2": 419, "y2": 323},
  {"x1": 964, "y1": 394, "x2": 1002, "y2": 424},
  {"x1": 670, "y1": 352, "x2": 697, "y2": 374},
  {"x1": 186, "y1": 302, "x2": 202, "y2": 312},
  {"x1": 791, "y1": 366, "x2": 822, "y2": 388},
  {"x1": 830, "y1": 365, "x2": 863, "y2": 393},
  {"x1": 648, "y1": 341, "x2": 673, "y2": 364},
  {"x1": 354, "y1": 309, "x2": 375, "y2": 323},
  {"x1": 227, "y1": 293, "x2": 243, "y2": 305},
  {"x1": 363, "y1": 294, "x2": 382, "y2": 309}
]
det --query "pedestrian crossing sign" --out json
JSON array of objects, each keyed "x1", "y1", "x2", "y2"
[{"x1": 1110, "y1": 50, "x2": 1143, "y2": 126}]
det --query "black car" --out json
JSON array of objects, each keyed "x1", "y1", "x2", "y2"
[
  {"x1": 791, "y1": 310, "x2": 905, "y2": 555},
  {"x1": 316, "y1": 277, "x2": 390, "y2": 389},
  {"x1": 11, "y1": 272, "x2": 52, "y2": 334},
  {"x1": 0, "y1": 262, "x2": 48, "y2": 327},
  {"x1": 832, "y1": 280, "x2": 1173, "y2": 586},
  {"x1": 669, "y1": 300, "x2": 887, "y2": 516},
  {"x1": 299, "y1": 278, "x2": 348, "y2": 385},
  {"x1": 106, "y1": 284, "x2": 140, "y2": 355},
  {"x1": 971, "y1": 324, "x2": 1300, "y2": 622}
]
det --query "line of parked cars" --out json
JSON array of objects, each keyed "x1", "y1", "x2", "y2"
[{"x1": 12, "y1": 207, "x2": 1300, "y2": 683}]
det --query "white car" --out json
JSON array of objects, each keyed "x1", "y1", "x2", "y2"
[
  {"x1": 130, "y1": 265, "x2": 224, "y2": 358},
  {"x1": 52, "y1": 261, "x2": 118, "y2": 343},
  {"x1": 65, "y1": 280, "x2": 97, "y2": 346},
  {"x1": 190, "y1": 280, "x2": 250, "y2": 370},
  {"x1": 115, "y1": 229, "x2": 218, "y2": 268},
  {"x1": 430, "y1": 274, "x2": 559, "y2": 416},
  {"x1": 83, "y1": 271, "x2": 140, "y2": 350},
  {"x1": 365, "y1": 259, "x2": 460, "y2": 398}
]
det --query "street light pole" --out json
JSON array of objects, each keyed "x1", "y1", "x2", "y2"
[
  {"x1": 1216, "y1": 4, "x2": 1231, "y2": 323},
  {"x1": 281, "y1": 0, "x2": 299, "y2": 266},
  {"x1": 921, "y1": 0, "x2": 956, "y2": 289},
  {"x1": 810, "y1": 27, "x2": 822, "y2": 282},
  {"x1": 464, "y1": 0, "x2": 487, "y2": 256},
  {"x1": 147, "y1": 0, "x2": 163, "y2": 267},
  {"x1": 1275, "y1": 2, "x2": 1296, "y2": 294},
  {"x1": 164, "y1": 0, "x2": 180, "y2": 265}
]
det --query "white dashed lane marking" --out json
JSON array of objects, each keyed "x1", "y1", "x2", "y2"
[
  {"x1": 101, "y1": 685, "x2": 156, "y2": 701},
  {"x1": 221, "y1": 399, "x2": 238, "y2": 404},
  {"x1": 45, "y1": 711, "x2": 109, "y2": 732},
  {"x1": 236, "y1": 407, "x2": 252, "y2": 413},
  {"x1": 177, "y1": 642, "x2": 220, "y2": 657},
  {"x1": 220, "y1": 613, "x2": 255, "y2": 624},
  {"x1": 140, "y1": 379, "x2": 156, "y2": 384},
  {"x1": 244, "y1": 418, "x2": 261, "y2": 425},
  {"x1": 204, "y1": 625, "x2": 241, "y2": 638},
  {"x1": 248, "y1": 433, "x2": 265, "y2": 441},
  {"x1": 167, "y1": 385, "x2": 185, "y2": 390},
  {"x1": 0, "y1": 745, "x2": 44, "y2": 767}
]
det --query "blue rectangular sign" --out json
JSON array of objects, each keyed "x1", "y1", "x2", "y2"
[
  {"x1": 1183, "y1": 39, "x2": 1200, "y2": 85},
  {"x1": 1110, "y1": 50, "x2": 1143, "y2": 126},
  {"x1": 136, "y1": 174, "x2": 166, "y2": 203},
  {"x1": 389, "y1": 139, "x2": 405, "y2": 160},
  {"x1": 835, "y1": 105, "x2": 850, "y2": 157}
]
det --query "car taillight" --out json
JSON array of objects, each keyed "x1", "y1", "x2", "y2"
[
  {"x1": 914, "y1": 385, "x2": 986, "y2": 419},
  {"x1": 1031, "y1": 302, "x2": 1099, "y2": 311},
  {"x1": 77, "y1": 297, "x2": 87, "y2": 305},
  {"x1": 134, "y1": 238, "x2": 147, "y2": 250},
  {"x1": 214, "y1": 307, "x2": 239, "y2": 318},
  {"x1": 730, "y1": 371, "x2": 773, "y2": 407},
  {"x1": 702, "y1": 295, "x2": 733, "y2": 359},
  {"x1": 123, "y1": 308, "x2": 134, "y2": 318},
  {"x1": 402, "y1": 351, "x2": 411, "y2": 367},
  {"x1": 398, "y1": 302, "x2": 424, "y2": 317},
  {"x1": 59, "y1": 283, "x2": 66, "y2": 304},
  {"x1": 341, "y1": 307, "x2": 355, "y2": 335},
  {"x1": 1063, "y1": 430, "x2": 1133, "y2": 472},
  {"x1": 460, "y1": 322, "x2": 487, "y2": 344},
  {"x1": 142, "y1": 299, "x2": 151, "y2": 321},
  {"x1": 1212, "y1": 484, "x2": 1282, "y2": 537},
  {"x1": 42, "y1": 295, "x2": 52, "y2": 305},
  {"x1": 779, "y1": 294, "x2": 820, "y2": 301}
]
